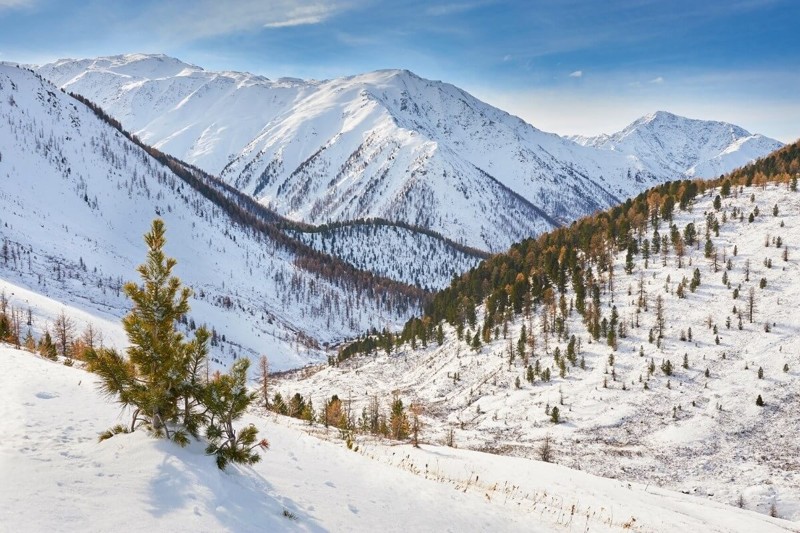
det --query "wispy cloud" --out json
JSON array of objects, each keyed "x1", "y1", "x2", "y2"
[
  {"x1": 263, "y1": 4, "x2": 340, "y2": 28},
  {"x1": 425, "y1": 2, "x2": 488, "y2": 16},
  {"x1": 146, "y1": 0, "x2": 352, "y2": 40},
  {"x1": 0, "y1": 0, "x2": 35, "y2": 10},
  {"x1": 649, "y1": 76, "x2": 664, "y2": 84},
  {"x1": 569, "y1": 70, "x2": 583, "y2": 78}
]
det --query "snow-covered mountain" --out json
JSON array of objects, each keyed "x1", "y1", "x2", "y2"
[
  {"x1": 36, "y1": 54, "x2": 662, "y2": 251},
  {"x1": 0, "y1": 64, "x2": 422, "y2": 370},
  {"x1": 569, "y1": 111, "x2": 784, "y2": 178},
  {"x1": 276, "y1": 180, "x2": 800, "y2": 520},
  {"x1": 37, "y1": 55, "x2": 784, "y2": 252}
]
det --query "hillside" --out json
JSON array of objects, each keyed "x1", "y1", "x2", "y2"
[
  {"x1": 288, "y1": 220, "x2": 487, "y2": 290},
  {"x1": 569, "y1": 111, "x2": 784, "y2": 179},
  {"x1": 37, "y1": 54, "x2": 778, "y2": 252},
  {"x1": 2, "y1": 345, "x2": 795, "y2": 532},
  {"x1": 276, "y1": 163, "x2": 800, "y2": 519},
  {"x1": 0, "y1": 64, "x2": 421, "y2": 370}
]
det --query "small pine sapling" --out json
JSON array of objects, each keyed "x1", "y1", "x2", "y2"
[{"x1": 204, "y1": 359, "x2": 268, "y2": 470}]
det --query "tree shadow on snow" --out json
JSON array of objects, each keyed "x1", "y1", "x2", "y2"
[{"x1": 146, "y1": 439, "x2": 326, "y2": 531}]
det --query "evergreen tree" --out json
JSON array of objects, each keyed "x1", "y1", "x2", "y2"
[
  {"x1": 88, "y1": 220, "x2": 265, "y2": 468},
  {"x1": 389, "y1": 396, "x2": 409, "y2": 440},
  {"x1": 89, "y1": 220, "x2": 202, "y2": 444},
  {"x1": 38, "y1": 330, "x2": 58, "y2": 360},
  {"x1": 272, "y1": 392, "x2": 288, "y2": 415},
  {"x1": 204, "y1": 359, "x2": 267, "y2": 469}
]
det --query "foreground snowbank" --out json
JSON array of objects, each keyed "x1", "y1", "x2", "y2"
[{"x1": 0, "y1": 346, "x2": 793, "y2": 532}]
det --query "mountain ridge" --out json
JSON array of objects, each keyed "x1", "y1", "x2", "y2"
[
  {"x1": 36, "y1": 53, "x2": 776, "y2": 252},
  {"x1": 569, "y1": 110, "x2": 784, "y2": 178}
]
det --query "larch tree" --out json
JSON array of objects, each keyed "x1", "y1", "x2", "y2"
[{"x1": 53, "y1": 309, "x2": 76, "y2": 358}]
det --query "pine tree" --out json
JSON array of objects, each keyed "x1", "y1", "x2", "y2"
[
  {"x1": 389, "y1": 396, "x2": 409, "y2": 440},
  {"x1": 89, "y1": 220, "x2": 202, "y2": 444},
  {"x1": 38, "y1": 330, "x2": 58, "y2": 360},
  {"x1": 204, "y1": 359, "x2": 267, "y2": 469},
  {"x1": 88, "y1": 219, "x2": 265, "y2": 468},
  {"x1": 550, "y1": 406, "x2": 560, "y2": 424},
  {"x1": 756, "y1": 394, "x2": 764, "y2": 407}
]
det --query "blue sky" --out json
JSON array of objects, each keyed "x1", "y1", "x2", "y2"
[{"x1": 1, "y1": 0, "x2": 798, "y2": 141}]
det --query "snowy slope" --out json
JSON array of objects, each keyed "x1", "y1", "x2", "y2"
[
  {"x1": 0, "y1": 65, "x2": 418, "y2": 370},
  {"x1": 289, "y1": 221, "x2": 486, "y2": 290},
  {"x1": 569, "y1": 111, "x2": 784, "y2": 178},
  {"x1": 2, "y1": 346, "x2": 795, "y2": 532},
  {"x1": 37, "y1": 54, "x2": 665, "y2": 251},
  {"x1": 277, "y1": 182, "x2": 800, "y2": 521}
]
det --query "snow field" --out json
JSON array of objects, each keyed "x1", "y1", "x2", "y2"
[{"x1": 1, "y1": 346, "x2": 794, "y2": 532}]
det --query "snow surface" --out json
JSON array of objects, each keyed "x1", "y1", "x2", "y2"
[
  {"x1": 36, "y1": 54, "x2": 775, "y2": 252},
  {"x1": 278, "y1": 182, "x2": 800, "y2": 521},
  {"x1": 0, "y1": 65, "x2": 415, "y2": 370},
  {"x1": 2, "y1": 345, "x2": 795, "y2": 532}
]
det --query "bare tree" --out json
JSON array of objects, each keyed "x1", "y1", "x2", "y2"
[
  {"x1": 409, "y1": 402, "x2": 423, "y2": 448},
  {"x1": 637, "y1": 273, "x2": 647, "y2": 310},
  {"x1": 747, "y1": 287, "x2": 756, "y2": 323},
  {"x1": 655, "y1": 295, "x2": 666, "y2": 339},
  {"x1": 82, "y1": 322, "x2": 100, "y2": 351},
  {"x1": 539, "y1": 434, "x2": 554, "y2": 463},
  {"x1": 257, "y1": 354, "x2": 270, "y2": 410},
  {"x1": 10, "y1": 307, "x2": 23, "y2": 348},
  {"x1": 53, "y1": 309, "x2": 75, "y2": 358}
]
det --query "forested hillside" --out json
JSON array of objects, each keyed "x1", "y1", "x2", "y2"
[
  {"x1": 289, "y1": 219, "x2": 487, "y2": 290},
  {"x1": 277, "y1": 140, "x2": 800, "y2": 519}
]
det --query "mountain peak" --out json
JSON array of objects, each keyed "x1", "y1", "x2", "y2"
[{"x1": 639, "y1": 110, "x2": 679, "y2": 124}]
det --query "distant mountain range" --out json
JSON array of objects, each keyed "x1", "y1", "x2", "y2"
[
  {"x1": 568, "y1": 110, "x2": 783, "y2": 179},
  {"x1": 37, "y1": 54, "x2": 784, "y2": 251}
]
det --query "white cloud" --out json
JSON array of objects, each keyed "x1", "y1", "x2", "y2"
[
  {"x1": 650, "y1": 76, "x2": 664, "y2": 84},
  {"x1": 502, "y1": 54, "x2": 512, "y2": 62},
  {"x1": 569, "y1": 70, "x2": 583, "y2": 78}
]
